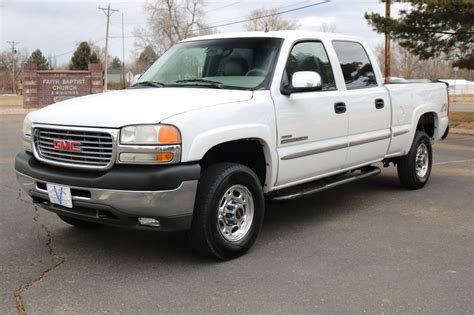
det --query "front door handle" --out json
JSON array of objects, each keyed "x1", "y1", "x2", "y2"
[
  {"x1": 334, "y1": 102, "x2": 346, "y2": 114},
  {"x1": 375, "y1": 99, "x2": 385, "y2": 109}
]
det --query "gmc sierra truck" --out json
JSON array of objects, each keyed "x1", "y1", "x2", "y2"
[{"x1": 16, "y1": 31, "x2": 449, "y2": 259}]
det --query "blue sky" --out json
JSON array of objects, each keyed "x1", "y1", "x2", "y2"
[{"x1": 0, "y1": 0, "x2": 410, "y2": 66}]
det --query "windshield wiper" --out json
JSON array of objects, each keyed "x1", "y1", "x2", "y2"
[
  {"x1": 174, "y1": 78, "x2": 223, "y2": 88},
  {"x1": 132, "y1": 81, "x2": 166, "y2": 88}
]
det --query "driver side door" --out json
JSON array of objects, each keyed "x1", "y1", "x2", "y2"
[{"x1": 272, "y1": 41, "x2": 349, "y2": 187}]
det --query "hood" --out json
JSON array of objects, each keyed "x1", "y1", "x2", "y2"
[{"x1": 28, "y1": 88, "x2": 253, "y2": 128}]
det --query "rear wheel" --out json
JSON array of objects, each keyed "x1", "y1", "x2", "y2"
[
  {"x1": 191, "y1": 163, "x2": 264, "y2": 260},
  {"x1": 57, "y1": 214, "x2": 103, "y2": 228},
  {"x1": 397, "y1": 131, "x2": 433, "y2": 189}
]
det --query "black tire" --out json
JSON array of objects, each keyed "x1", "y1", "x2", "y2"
[
  {"x1": 57, "y1": 214, "x2": 103, "y2": 228},
  {"x1": 397, "y1": 131, "x2": 433, "y2": 190},
  {"x1": 190, "y1": 163, "x2": 265, "y2": 260}
]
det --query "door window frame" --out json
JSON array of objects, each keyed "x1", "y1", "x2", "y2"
[
  {"x1": 280, "y1": 39, "x2": 339, "y2": 93},
  {"x1": 331, "y1": 40, "x2": 380, "y2": 90}
]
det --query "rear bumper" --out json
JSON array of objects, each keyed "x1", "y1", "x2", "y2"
[{"x1": 15, "y1": 152, "x2": 200, "y2": 231}]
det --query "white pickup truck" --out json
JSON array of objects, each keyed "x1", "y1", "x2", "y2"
[{"x1": 16, "y1": 31, "x2": 449, "y2": 259}]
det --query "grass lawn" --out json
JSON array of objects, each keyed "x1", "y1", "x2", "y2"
[
  {"x1": 0, "y1": 95, "x2": 23, "y2": 106},
  {"x1": 449, "y1": 112, "x2": 474, "y2": 130}
]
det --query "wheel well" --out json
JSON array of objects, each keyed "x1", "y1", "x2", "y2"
[
  {"x1": 417, "y1": 112, "x2": 437, "y2": 139},
  {"x1": 200, "y1": 139, "x2": 267, "y2": 186}
]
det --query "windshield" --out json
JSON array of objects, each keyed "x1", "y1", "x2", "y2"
[{"x1": 137, "y1": 37, "x2": 283, "y2": 90}]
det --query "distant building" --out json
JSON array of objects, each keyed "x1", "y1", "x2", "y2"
[{"x1": 107, "y1": 67, "x2": 134, "y2": 85}]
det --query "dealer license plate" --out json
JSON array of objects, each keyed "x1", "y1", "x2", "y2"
[{"x1": 46, "y1": 183, "x2": 73, "y2": 208}]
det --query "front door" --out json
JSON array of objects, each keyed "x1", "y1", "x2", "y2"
[{"x1": 272, "y1": 41, "x2": 348, "y2": 187}]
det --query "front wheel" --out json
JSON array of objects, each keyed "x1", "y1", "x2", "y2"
[
  {"x1": 397, "y1": 131, "x2": 433, "y2": 189},
  {"x1": 191, "y1": 163, "x2": 265, "y2": 260}
]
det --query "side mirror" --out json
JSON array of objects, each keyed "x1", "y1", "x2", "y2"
[
  {"x1": 131, "y1": 74, "x2": 142, "y2": 86},
  {"x1": 281, "y1": 71, "x2": 322, "y2": 95}
]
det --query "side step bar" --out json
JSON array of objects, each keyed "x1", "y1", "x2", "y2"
[{"x1": 267, "y1": 166, "x2": 381, "y2": 202}]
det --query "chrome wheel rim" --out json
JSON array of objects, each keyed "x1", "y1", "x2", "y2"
[
  {"x1": 217, "y1": 184, "x2": 254, "y2": 242},
  {"x1": 416, "y1": 143, "x2": 429, "y2": 178}
]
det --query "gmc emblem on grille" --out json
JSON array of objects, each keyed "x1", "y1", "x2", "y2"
[{"x1": 53, "y1": 140, "x2": 81, "y2": 153}]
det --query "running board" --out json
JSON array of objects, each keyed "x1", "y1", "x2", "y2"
[{"x1": 267, "y1": 166, "x2": 381, "y2": 202}]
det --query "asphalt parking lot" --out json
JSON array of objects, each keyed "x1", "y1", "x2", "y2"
[{"x1": 1, "y1": 114, "x2": 473, "y2": 314}]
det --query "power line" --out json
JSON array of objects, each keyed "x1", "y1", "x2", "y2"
[
  {"x1": 52, "y1": 38, "x2": 105, "y2": 59},
  {"x1": 206, "y1": 0, "x2": 312, "y2": 26},
  {"x1": 197, "y1": 0, "x2": 329, "y2": 31},
  {"x1": 109, "y1": 0, "x2": 330, "y2": 39}
]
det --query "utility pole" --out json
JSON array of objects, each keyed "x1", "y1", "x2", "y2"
[
  {"x1": 122, "y1": 12, "x2": 125, "y2": 88},
  {"x1": 99, "y1": 4, "x2": 118, "y2": 92},
  {"x1": 7, "y1": 40, "x2": 19, "y2": 94},
  {"x1": 384, "y1": 0, "x2": 391, "y2": 83}
]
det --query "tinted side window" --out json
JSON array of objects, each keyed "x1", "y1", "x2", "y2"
[
  {"x1": 285, "y1": 42, "x2": 336, "y2": 91},
  {"x1": 332, "y1": 41, "x2": 377, "y2": 90}
]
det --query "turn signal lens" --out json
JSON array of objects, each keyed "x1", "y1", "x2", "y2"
[
  {"x1": 158, "y1": 125, "x2": 181, "y2": 144},
  {"x1": 156, "y1": 152, "x2": 174, "y2": 162}
]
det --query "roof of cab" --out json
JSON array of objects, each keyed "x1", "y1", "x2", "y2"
[{"x1": 180, "y1": 30, "x2": 362, "y2": 43}]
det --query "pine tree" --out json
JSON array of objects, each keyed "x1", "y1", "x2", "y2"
[
  {"x1": 70, "y1": 42, "x2": 101, "y2": 70},
  {"x1": 365, "y1": 0, "x2": 473, "y2": 69},
  {"x1": 28, "y1": 49, "x2": 50, "y2": 70},
  {"x1": 136, "y1": 46, "x2": 158, "y2": 72},
  {"x1": 111, "y1": 57, "x2": 122, "y2": 69}
]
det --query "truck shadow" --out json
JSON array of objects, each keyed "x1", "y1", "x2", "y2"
[
  {"x1": 52, "y1": 173, "x2": 402, "y2": 264},
  {"x1": 263, "y1": 173, "x2": 400, "y2": 233}
]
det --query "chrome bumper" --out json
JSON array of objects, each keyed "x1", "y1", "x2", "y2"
[{"x1": 16, "y1": 171, "x2": 198, "y2": 229}]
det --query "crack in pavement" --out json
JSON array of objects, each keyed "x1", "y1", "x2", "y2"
[{"x1": 14, "y1": 190, "x2": 66, "y2": 315}]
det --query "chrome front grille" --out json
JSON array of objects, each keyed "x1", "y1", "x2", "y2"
[{"x1": 33, "y1": 126, "x2": 116, "y2": 169}]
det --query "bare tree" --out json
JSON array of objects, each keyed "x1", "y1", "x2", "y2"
[
  {"x1": 376, "y1": 42, "x2": 453, "y2": 81},
  {"x1": 0, "y1": 48, "x2": 29, "y2": 92},
  {"x1": 318, "y1": 21, "x2": 337, "y2": 33},
  {"x1": 88, "y1": 41, "x2": 112, "y2": 65},
  {"x1": 47, "y1": 54, "x2": 57, "y2": 70},
  {"x1": 244, "y1": 8, "x2": 299, "y2": 32},
  {"x1": 133, "y1": 0, "x2": 212, "y2": 57}
]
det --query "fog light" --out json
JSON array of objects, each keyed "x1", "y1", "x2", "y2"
[
  {"x1": 138, "y1": 217, "x2": 161, "y2": 227},
  {"x1": 119, "y1": 152, "x2": 174, "y2": 163},
  {"x1": 120, "y1": 152, "x2": 157, "y2": 162}
]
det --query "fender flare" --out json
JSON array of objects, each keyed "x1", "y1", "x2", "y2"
[
  {"x1": 183, "y1": 124, "x2": 278, "y2": 190},
  {"x1": 403, "y1": 105, "x2": 439, "y2": 154}
]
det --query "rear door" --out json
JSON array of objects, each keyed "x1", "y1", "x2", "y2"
[{"x1": 332, "y1": 41, "x2": 391, "y2": 168}]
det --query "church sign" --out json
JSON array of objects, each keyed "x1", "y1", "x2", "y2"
[{"x1": 22, "y1": 63, "x2": 103, "y2": 108}]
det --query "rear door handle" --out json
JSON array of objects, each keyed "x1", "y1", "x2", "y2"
[
  {"x1": 375, "y1": 99, "x2": 385, "y2": 109},
  {"x1": 334, "y1": 102, "x2": 346, "y2": 114}
]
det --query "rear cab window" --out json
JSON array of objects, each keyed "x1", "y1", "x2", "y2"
[{"x1": 332, "y1": 41, "x2": 378, "y2": 90}]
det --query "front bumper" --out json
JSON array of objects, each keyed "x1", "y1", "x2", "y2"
[{"x1": 15, "y1": 152, "x2": 200, "y2": 231}]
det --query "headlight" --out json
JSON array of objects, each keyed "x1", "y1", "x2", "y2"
[
  {"x1": 118, "y1": 124, "x2": 181, "y2": 164},
  {"x1": 120, "y1": 125, "x2": 181, "y2": 145},
  {"x1": 22, "y1": 117, "x2": 32, "y2": 152},
  {"x1": 22, "y1": 117, "x2": 32, "y2": 137}
]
